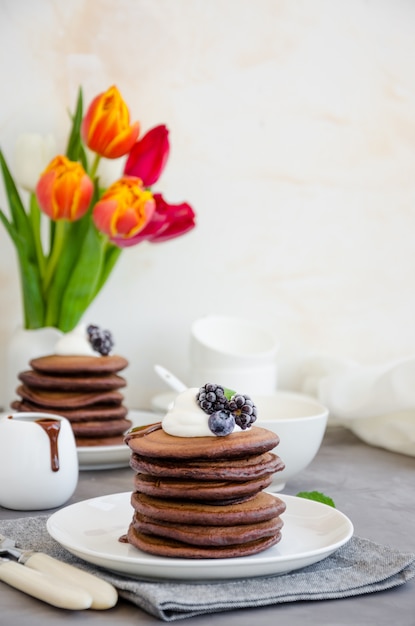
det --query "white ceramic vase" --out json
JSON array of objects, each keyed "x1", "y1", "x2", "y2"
[{"x1": 3, "y1": 326, "x2": 63, "y2": 412}]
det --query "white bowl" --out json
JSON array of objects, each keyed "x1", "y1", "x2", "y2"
[{"x1": 254, "y1": 391, "x2": 329, "y2": 491}]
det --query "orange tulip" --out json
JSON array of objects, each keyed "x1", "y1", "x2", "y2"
[
  {"x1": 92, "y1": 176, "x2": 155, "y2": 240},
  {"x1": 81, "y1": 86, "x2": 140, "y2": 159},
  {"x1": 36, "y1": 155, "x2": 93, "y2": 221}
]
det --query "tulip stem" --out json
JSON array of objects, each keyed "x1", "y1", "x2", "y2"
[
  {"x1": 29, "y1": 193, "x2": 46, "y2": 277},
  {"x1": 42, "y1": 219, "x2": 67, "y2": 294},
  {"x1": 89, "y1": 153, "x2": 101, "y2": 181}
]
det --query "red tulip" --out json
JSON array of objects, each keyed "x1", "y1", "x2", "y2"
[
  {"x1": 81, "y1": 86, "x2": 140, "y2": 159},
  {"x1": 92, "y1": 176, "x2": 155, "y2": 240},
  {"x1": 36, "y1": 155, "x2": 93, "y2": 221},
  {"x1": 111, "y1": 193, "x2": 196, "y2": 247},
  {"x1": 124, "y1": 125, "x2": 170, "y2": 186}
]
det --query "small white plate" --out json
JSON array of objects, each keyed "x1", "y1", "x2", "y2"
[
  {"x1": 77, "y1": 410, "x2": 158, "y2": 471},
  {"x1": 47, "y1": 492, "x2": 353, "y2": 581}
]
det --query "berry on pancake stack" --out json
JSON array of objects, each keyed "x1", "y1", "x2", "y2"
[
  {"x1": 124, "y1": 384, "x2": 286, "y2": 559},
  {"x1": 11, "y1": 324, "x2": 131, "y2": 447}
]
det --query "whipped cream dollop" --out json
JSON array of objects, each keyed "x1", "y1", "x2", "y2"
[
  {"x1": 162, "y1": 387, "x2": 244, "y2": 437},
  {"x1": 162, "y1": 388, "x2": 214, "y2": 437},
  {"x1": 54, "y1": 324, "x2": 98, "y2": 356}
]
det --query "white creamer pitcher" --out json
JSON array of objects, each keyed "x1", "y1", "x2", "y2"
[{"x1": 0, "y1": 412, "x2": 78, "y2": 510}]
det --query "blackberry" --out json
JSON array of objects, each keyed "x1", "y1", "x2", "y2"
[
  {"x1": 196, "y1": 384, "x2": 229, "y2": 414},
  {"x1": 87, "y1": 324, "x2": 114, "y2": 356},
  {"x1": 208, "y1": 410, "x2": 235, "y2": 436},
  {"x1": 228, "y1": 393, "x2": 257, "y2": 430}
]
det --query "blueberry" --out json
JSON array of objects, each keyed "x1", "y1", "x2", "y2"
[{"x1": 208, "y1": 410, "x2": 235, "y2": 436}]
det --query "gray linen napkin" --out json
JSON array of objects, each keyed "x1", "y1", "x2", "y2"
[{"x1": 0, "y1": 515, "x2": 414, "y2": 621}]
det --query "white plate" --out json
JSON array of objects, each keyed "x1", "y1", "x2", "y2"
[
  {"x1": 47, "y1": 492, "x2": 353, "y2": 581},
  {"x1": 77, "y1": 410, "x2": 158, "y2": 470}
]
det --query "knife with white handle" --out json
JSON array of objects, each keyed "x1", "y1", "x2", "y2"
[
  {"x1": 20, "y1": 552, "x2": 118, "y2": 610},
  {"x1": 0, "y1": 558, "x2": 93, "y2": 610}
]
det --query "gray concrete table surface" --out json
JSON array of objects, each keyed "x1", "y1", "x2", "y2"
[{"x1": 1, "y1": 426, "x2": 414, "y2": 625}]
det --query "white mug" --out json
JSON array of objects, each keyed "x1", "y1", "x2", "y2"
[
  {"x1": 0, "y1": 412, "x2": 78, "y2": 510},
  {"x1": 189, "y1": 364, "x2": 278, "y2": 396},
  {"x1": 189, "y1": 315, "x2": 279, "y2": 394}
]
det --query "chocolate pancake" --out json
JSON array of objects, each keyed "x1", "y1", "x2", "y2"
[
  {"x1": 16, "y1": 385, "x2": 124, "y2": 409},
  {"x1": 13, "y1": 347, "x2": 130, "y2": 448},
  {"x1": 133, "y1": 472, "x2": 275, "y2": 502},
  {"x1": 10, "y1": 400, "x2": 128, "y2": 421},
  {"x1": 125, "y1": 423, "x2": 279, "y2": 460},
  {"x1": 70, "y1": 417, "x2": 132, "y2": 437},
  {"x1": 127, "y1": 525, "x2": 282, "y2": 558},
  {"x1": 130, "y1": 450, "x2": 283, "y2": 481},
  {"x1": 131, "y1": 511, "x2": 283, "y2": 546},
  {"x1": 75, "y1": 434, "x2": 127, "y2": 446},
  {"x1": 18, "y1": 369, "x2": 126, "y2": 391},
  {"x1": 131, "y1": 491, "x2": 285, "y2": 526},
  {"x1": 30, "y1": 354, "x2": 128, "y2": 374}
]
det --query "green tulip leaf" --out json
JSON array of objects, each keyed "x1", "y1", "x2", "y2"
[
  {"x1": 66, "y1": 87, "x2": 88, "y2": 169},
  {"x1": 0, "y1": 207, "x2": 45, "y2": 328},
  {"x1": 93, "y1": 243, "x2": 121, "y2": 299},
  {"x1": 42, "y1": 219, "x2": 81, "y2": 326},
  {"x1": 0, "y1": 150, "x2": 34, "y2": 251},
  {"x1": 57, "y1": 223, "x2": 107, "y2": 331}
]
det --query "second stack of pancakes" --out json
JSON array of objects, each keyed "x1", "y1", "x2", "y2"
[
  {"x1": 11, "y1": 354, "x2": 131, "y2": 446},
  {"x1": 124, "y1": 422, "x2": 286, "y2": 558}
]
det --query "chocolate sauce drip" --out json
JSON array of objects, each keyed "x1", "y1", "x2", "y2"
[
  {"x1": 36, "y1": 418, "x2": 61, "y2": 472},
  {"x1": 124, "y1": 422, "x2": 162, "y2": 443}
]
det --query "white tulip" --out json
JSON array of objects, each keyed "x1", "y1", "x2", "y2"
[{"x1": 14, "y1": 133, "x2": 56, "y2": 192}]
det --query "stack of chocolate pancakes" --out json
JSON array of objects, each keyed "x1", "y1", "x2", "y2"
[
  {"x1": 124, "y1": 423, "x2": 286, "y2": 558},
  {"x1": 11, "y1": 354, "x2": 131, "y2": 446}
]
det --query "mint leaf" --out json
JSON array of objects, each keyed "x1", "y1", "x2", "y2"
[
  {"x1": 296, "y1": 491, "x2": 336, "y2": 508},
  {"x1": 223, "y1": 387, "x2": 236, "y2": 400}
]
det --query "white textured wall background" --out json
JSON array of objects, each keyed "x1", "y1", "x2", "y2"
[{"x1": 1, "y1": 0, "x2": 415, "y2": 408}]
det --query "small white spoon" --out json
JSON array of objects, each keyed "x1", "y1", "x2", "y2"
[{"x1": 154, "y1": 365, "x2": 187, "y2": 393}]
